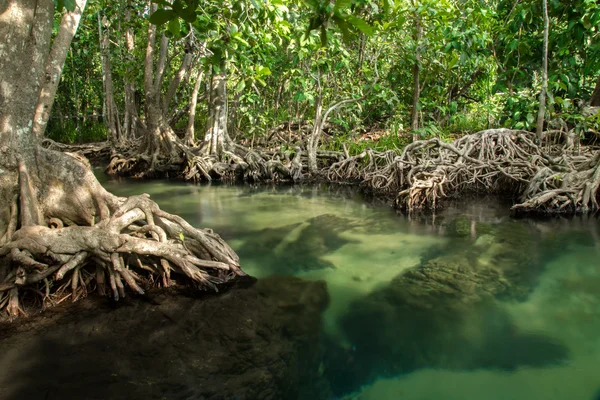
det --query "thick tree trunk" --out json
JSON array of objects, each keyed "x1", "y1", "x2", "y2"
[
  {"x1": 31, "y1": 0, "x2": 85, "y2": 138},
  {"x1": 1, "y1": 0, "x2": 242, "y2": 318},
  {"x1": 411, "y1": 13, "x2": 422, "y2": 142},
  {"x1": 203, "y1": 69, "x2": 231, "y2": 156},
  {"x1": 590, "y1": 75, "x2": 600, "y2": 107},
  {"x1": 536, "y1": 0, "x2": 549, "y2": 141}
]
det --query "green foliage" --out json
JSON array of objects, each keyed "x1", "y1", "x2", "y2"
[
  {"x1": 47, "y1": 119, "x2": 106, "y2": 144},
  {"x1": 54, "y1": 0, "x2": 77, "y2": 12},
  {"x1": 48, "y1": 0, "x2": 600, "y2": 153}
]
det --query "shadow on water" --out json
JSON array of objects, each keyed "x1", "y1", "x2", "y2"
[
  {"x1": 0, "y1": 276, "x2": 332, "y2": 400},
  {"x1": 236, "y1": 214, "x2": 359, "y2": 275}
]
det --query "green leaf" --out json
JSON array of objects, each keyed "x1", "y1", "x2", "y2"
[
  {"x1": 179, "y1": 8, "x2": 197, "y2": 23},
  {"x1": 232, "y1": 34, "x2": 250, "y2": 46},
  {"x1": 302, "y1": 0, "x2": 321, "y2": 12},
  {"x1": 320, "y1": 25, "x2": 328, "y2": 46},
  {"x1": 62, "y1": 0, "x2": 76, "y2": 12},
  {"x1": 256, "y1": 65, "x2": 272, "y2": 76},
  {"x1": 152, "y1": 0, "x2": 170, "y2": 5},
  {"x1": 235, "y1": 80, "x2": 246, "y2": 93},
  {"x1": 346, "y1": 16, "x2": 374, "y2": 36},
  {"x1": 334, "y1": 0, "x2": 353, "y2": 12},
  {"x1": 168, "y1": 18, "x2": 180, "y2": 36},
  {"x1": 333, "y1": 15, "x2": 352, "y2": 44},
  {"x1": 149, "y1": 9, "x2": 175, "y2": 25}
]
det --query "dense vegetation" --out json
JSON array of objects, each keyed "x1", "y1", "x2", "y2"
[{"x1": 48, "y1": 0, "x2": 600, "y2": 149}]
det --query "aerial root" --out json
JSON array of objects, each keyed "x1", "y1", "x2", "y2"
[
  {"x1": 327, "y1": 129, "x2": 600, "y2": 214},
  {"x1": 0, "y1": 192, "x2": 243, "y2": 318}
]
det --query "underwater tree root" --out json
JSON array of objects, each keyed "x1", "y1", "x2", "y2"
[{"x1": 0, "y1": 148, "x2": 243, "y2": 319}]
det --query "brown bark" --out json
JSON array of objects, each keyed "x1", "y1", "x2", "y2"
[
  {"x1": 1, "y1": 0, "x2": 243, "y2": 318},
  {"x1": 590, "y1": 75, "x2": 600, "y2": 106},
  {"x1": 31, "y1": 0, "x2": 86, "y2": 138},
  {"x1": 163, "y1": 44, "x2": 193, "y2": 113},
  {"x1": 185, "y1": 69, "x2": 204, "y2": 146}
]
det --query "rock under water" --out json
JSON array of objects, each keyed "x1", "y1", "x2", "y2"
[{"x1": 325, "y1": 222, "x2": 570, "y2": 397}]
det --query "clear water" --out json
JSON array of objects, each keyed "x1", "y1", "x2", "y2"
[{"x1": 100, "y1": 174, "x2": 600, "y2": 400}]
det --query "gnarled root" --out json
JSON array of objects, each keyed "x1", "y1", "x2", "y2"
[
  {"x1": 328, "y1": 129, "x2": 600, "y2": 214},
  {"x1": 0, "y1": 147, "x2": 243, "y2": 319}
]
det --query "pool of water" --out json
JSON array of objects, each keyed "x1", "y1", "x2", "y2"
[{"x1": 99, "y1": 175, "x2": 600, "y2": 400}]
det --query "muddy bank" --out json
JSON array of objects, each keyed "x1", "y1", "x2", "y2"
[{"x1": 0, "y1": 276, "x2": 331, "y2": 400}]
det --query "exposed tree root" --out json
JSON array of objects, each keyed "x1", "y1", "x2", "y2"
[
  {"x1": 327, "y1": 129, "x2": 600, "y2": 214},
  {"x1": 0, "y1": 147, "x2": 242, "y2": 319},
  {"x1": 106, "y1": 138, "x2": 316, "y2": 183},
  {"x1": 55, "y1": 128, "x2": 599, "y2": 215}
]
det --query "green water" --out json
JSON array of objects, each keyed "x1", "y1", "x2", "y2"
[{"x1": 100, "y1": 175, "x2": 600, "y2": 400}]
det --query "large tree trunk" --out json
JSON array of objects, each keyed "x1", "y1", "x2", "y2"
[
  {"x1": 536, "y1": 0, "x2": 549, "y2": 141},
  {"x1": 203, "y1": 68, "x2": 232, "y2": 156},
  {"x1": 31, "y1": 0, "x2": 85, "y2": 138},
  {"x1": 0, "y1": 0, "x2": 242, "y2": 318}
]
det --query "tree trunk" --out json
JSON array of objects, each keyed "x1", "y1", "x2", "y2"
[
  {"x1": 203, "y1": 68, "x2": 231, "y2": 156},
  {"x1": 31, "y1": 0, "x2": 85, "y2": 138},
  {"x1": 411, "y1": 13, "x2": 423, "y2": 142},
  {"x1": 123, "y1": 4, "x2": 138, "y2": 139},
  {"x1": 138, "y1": 6, "x2": 179, "y2": 164},
  {"x1": 185, "y1": 69, "x2": 204, "y2": 146},
  {"x1": 0, "y1": 0, "x2": 242, "y2": 318},
  {"x1": 163, "y1": 42, "x2": 193, "y2": 114},
  {"x1": 98, "y1": 12, "x2": 121, "y2": 144},
  {"x1": 307, "y1": 89, "x2": 323, "y2": 174},
  {"x1": 590, "y1": 74, "x2": 600, "y2": 107},
  {"x1": 536, "y1": 0, "x2": 549, "y2": 141}
]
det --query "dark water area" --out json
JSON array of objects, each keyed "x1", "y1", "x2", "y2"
[{"x1": 1, "y1": 174, "x2": 600, "y2": 399}]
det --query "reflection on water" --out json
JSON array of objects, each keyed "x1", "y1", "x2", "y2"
[{"x1": 100, "y1": 174, "x2": 600, "y2": 400}]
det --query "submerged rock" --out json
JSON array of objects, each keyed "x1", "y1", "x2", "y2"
[
  {"x1": 326, "y1": 223, "x2": 567, "y2": 396},
  {"x1": 0, "y1": 276, "x2": 332, "y2": 400},
  {"x1": 446, "y1": 215, "x2": 472, "y2": 237}
]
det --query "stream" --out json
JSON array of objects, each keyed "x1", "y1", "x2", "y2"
[{"x1": 1, "y1": 175, "x2": 599, "y2": 400}]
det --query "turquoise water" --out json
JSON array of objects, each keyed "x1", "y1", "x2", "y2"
[{"x1": 100, "y1": 175, "x2": 600, "y2": 400}]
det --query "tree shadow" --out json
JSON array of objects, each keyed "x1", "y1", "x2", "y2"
[{"x1": 0, "y1": 276, "x2": 332, "y2": 400}]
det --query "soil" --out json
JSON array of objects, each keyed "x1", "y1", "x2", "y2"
[{"x1": 0, "y1": 275, "x2": 332, "y2": 400}]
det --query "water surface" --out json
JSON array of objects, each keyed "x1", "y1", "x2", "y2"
[{"x1": 99, "y1": 175, "x2": 600, "y2": 400}]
